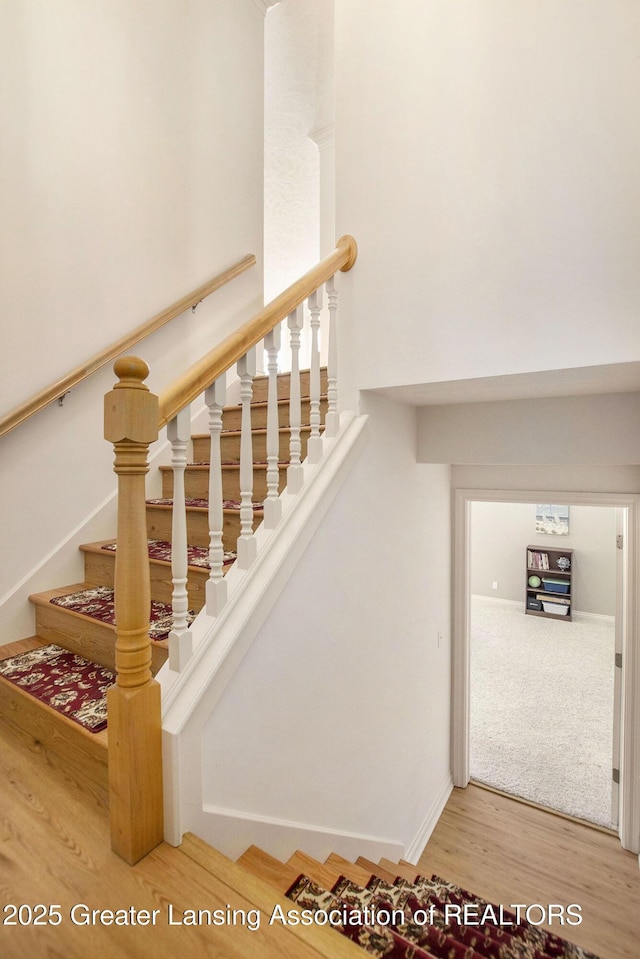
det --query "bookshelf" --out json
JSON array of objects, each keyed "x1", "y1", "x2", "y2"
[{"x1": 526, "y1": 545, "x2": 573, "y2": 621}]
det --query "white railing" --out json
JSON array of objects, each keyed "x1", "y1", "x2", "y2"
[{"x1": 104, "y1": 236, "x2": 357, "y2": 863}]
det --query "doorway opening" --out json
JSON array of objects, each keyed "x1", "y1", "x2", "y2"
[
  {"x1": 452, "y1": 488, "x2": 640, "y2": 854},
  {"x1": 468, "y1": 499, "x2": 617, "y2": 829}
]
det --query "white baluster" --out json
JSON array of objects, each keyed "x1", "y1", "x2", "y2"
[
  {"x1": 325, "y1": 274, "x2": 340, "y2": 437},
  {"x1": 263, "y1": 327, "x2": 282, "y2": 529},
  {"x1": 168, "y1": 406, "x2": 192, "y2": 671},
  {"x1": 307, "y1": 287, "x2": 323, "y2": 464},
  {"x1": 205, "y1": 376, "x2": 227, "y2": 616},
  {"x1": 287, "y1": 306, "x2": 304, "y2": 493},
  {"x1": 237, "y1": 348, "x2": 257, "y2": 569}
]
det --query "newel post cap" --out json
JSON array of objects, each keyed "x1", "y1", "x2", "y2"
[{"x1": 104, "y1": 356, "x2": 159, "y2": 444}]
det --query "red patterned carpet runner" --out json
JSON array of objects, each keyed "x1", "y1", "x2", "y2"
[
  {"x1": 49, "y1": 586, "x2": 195, "y2": 641},
  {"x1": 146, "y1": 497, "x2": 263, "y2": 511},
  {"x1": 0, "y1": 644, "x2": 113, "y2": 732},
  {"x1": 286, "y1": 872, "x2": 602, "y2": 959},
  {"x1": 100, "y1": 539, "x2": 237, "y2": 569}
]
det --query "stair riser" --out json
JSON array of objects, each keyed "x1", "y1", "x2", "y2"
[
  {"x1": 83, "y1": 549, "x2": 208, "y2": 613},
  {"x1": 250, "y1": 368, "x2": 326, "y2": 404},
  {"x1": 146, "y1": 506, "x2": 260, "y2": 550},
  {"x1": 33, "y1": 603, "x2": 168, "y2": 675},
  {"x1": 195, "y1": 427, "x2": 312, "y2": 464},
  {"x1": 222, "y1": 397, "x2": 326, "y2": 432},
  {"x1": 161, "y1": 464, "x2": 287, "y2": 502},
  {"x1": 0, "y1": 679, "x2": 108, "y2": 792}
]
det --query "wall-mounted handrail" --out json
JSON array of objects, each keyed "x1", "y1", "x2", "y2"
[
  {"x1": 157, "y1": 235, "x2": 357, "y2": 428},
  {"x1": 0, "y1": 253, "x2": 257, "y2": 439}
]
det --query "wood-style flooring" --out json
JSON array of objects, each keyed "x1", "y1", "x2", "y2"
[
  {"x1": 0, "y1": 714, "x2": 343, "y2": 959},
  {"x1": 417, "y1": 784, "x2": 640, "y2": 959},
  {"x1": 1, "y1": 709, "x2": 638, "y2": 959}
]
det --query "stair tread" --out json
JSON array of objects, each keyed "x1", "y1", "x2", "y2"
[
  {"x1": 158, "y1": 461, "x2": 289, "y2": 472},
  {"x1": 180, "y1": 836, "x2": 362, "y2": 958},
  {"x1": 192, "y1": 423, "x2": 314, "y2": 441},
  {"x1": 355, "y1": 857, "x2": 398, "y2": 882},
  {"x1": 288, "y1": 851, "x2": 338, "y2": 891},
  {"x1": 146, "y1": 497, "x2": 264, "y2": 511},
  {"x1": 0, "y1": 644, "x2": 110, "y2": 747},
  {"x1": 0, "y1": 636, "x2": 48, "y2": 660},
  {"x1": 237, "y1": 845, "x2": 301, "y2": 894},
  {"x1": 378, "y1": 858, "x2": 420, "y2": 882},
  {"x1": 29, "y1": 583, "x2": 171, "y2": 649},
  {"x1": 81, "y1": 539, "x2": 236, "y2": 572},
  {"x1": 324, "y1": 853, "x2": 374, "y2": 886},
  {"x1": 223, "y1": 392, "x2": 326, "y2": 410}
]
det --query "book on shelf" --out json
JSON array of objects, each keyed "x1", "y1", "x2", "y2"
[
  {"x1": 527, "y1": 549, "x2": 549, "y2": 570},
  {"x1": 536, "y1": 594, "x2": 570, "y2": 605}
]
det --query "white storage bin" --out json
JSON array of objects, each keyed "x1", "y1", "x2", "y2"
[{"x1": 542, "y1": 601, "x2": 569, "y2": 616}]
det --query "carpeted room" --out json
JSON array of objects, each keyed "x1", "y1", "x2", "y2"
[{"x1": 468, "y1": 500, "x2": 618, "y2": 829}]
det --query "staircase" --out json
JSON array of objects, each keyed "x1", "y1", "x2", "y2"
[
  {"x1": 175, "y1": 836, "x2": 595, "y2": 959},
  {"x1": 0, "y1": 368, "x2": 326, "y2": 798}
]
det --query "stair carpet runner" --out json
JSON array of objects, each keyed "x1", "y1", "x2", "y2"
[
  {"x1": 0, "y1": 371, "x2": 322, "y2": 735},
  {"x1": 284, "y1": 868, "x2": 601, "y2": 959}
]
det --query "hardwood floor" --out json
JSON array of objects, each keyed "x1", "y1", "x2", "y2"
[
  {"x1": 417, "y1": 784, "x2": 640, "y2": 959},
  {"x1": 2, "y1": 711, "x2": 638, "y2": 959},
  {"x1": 0, "y1": 715, "x2": 346, "y2": 958}
]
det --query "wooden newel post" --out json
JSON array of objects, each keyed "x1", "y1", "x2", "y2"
[{"x1": 104, "y1": 356, "x2": 163, "y2": 864}]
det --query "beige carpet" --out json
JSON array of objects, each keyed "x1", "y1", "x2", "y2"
[{"x1": 469, "y1": 595, "x2": 616, "y2": 829}]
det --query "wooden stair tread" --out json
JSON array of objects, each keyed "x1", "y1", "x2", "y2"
[
  {"x1": 193, "y1": 423, "x2": 314, "y2": 441},
  {"x1": 378, "y1": 858, "x2": 420, "y2": 882},
  {"x1": 80, "y1": 539, "x2": 221, "y2": 572},
  {"x1": 28, "y1": 583, "x2": 168, "y2": 675},
  {"x1": 287, "y1": 850, "x2": 339, "y2": 891},
  {"x1": 158, "y1": 461, "x2": 290, "y2": 472},
  {"x1": 0, "y1": 671, "x2": 108, "y2": 749},
  {"x1": 355, "y1": 856, "x2": 398, "y2": 882},
  {"x1": 0, "y1": 636, "x2": 48, "y2": 660},
  {"x1": 237, "y1": 845, "x2": 300, "y2": 894},
  {"x1": 223, "y1": 393, "x2": 326, "y2": 412},
  {"x1": 0, "y1": 644, "x2": 109, "y2": 794},
  {"x1": 146, "y1": 499, "x2": 264, "y2": 513},
  {"x1": 143, "y1": 842, "x2": 334, "y2": 959},
  {"x1": 324, "y1": 852, "x2": 373, "y2": 886},
  {"x1": 29, "y1": 582, "x2": 169, "y2": 642},
  {"x1": 180, "y1": 835, "x2": 362, "y2": 959}
]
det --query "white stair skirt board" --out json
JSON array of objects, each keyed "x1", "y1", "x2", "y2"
[
  {"x1": 469, "y1": 595, "x2": 616, "y2": 829},
  {"x1": 404, "y1": 774, "x2": 453, "y2": 865},
  {"x1": 182, "y1": 802, "x2": 403, "y2": 865},
  {"x1": 160, "y1": 411, "x2": 369, "y2": 847}
]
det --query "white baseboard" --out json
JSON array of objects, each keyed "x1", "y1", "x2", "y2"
[
  {"x1": 181, "y1": 801, "x2": 404, "y2": 865},
  {"x1": 472, "y1": 594, "x2": 615, "y2": 622},
  {"x1": 572, "y1": 610, "x2": 615, "y2": 623},
  {"x1": 404, "y1": 774, "x2": 453, "y2": 864}
]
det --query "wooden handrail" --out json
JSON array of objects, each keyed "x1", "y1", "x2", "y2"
[
  {"x1": 157, "y1": 235, "x2": 357, "y2": 428},
  {"x1": 0, "y1": 253, "x2": 257, "y2": 439}
]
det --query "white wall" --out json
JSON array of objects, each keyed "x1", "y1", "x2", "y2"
[
  {"x1": 196, "y1": 395, "x2": 452, "y2": 855},
  {"x1": 470, "y1": 501, "x2": 617, "y2": 615},
  {"x1": 335, "y1": 0, "x2": 640, "y2": 393},
  {"x1": 264, "y1": 0, "x2": 334, "y2": 300},
  {"x1": 453, "y1": 464, "x2": 640, "y2": 496},
  {"x1": 417, "y1": 392, "x2": 640, "y2": 465},
  {"x1": 0, "y1": 0, "x2": 265, "y2": 638}
]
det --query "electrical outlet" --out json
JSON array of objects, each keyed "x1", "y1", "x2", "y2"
[{"x1": 492, "y1": 581, "x2": 498, "y2": 590}]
